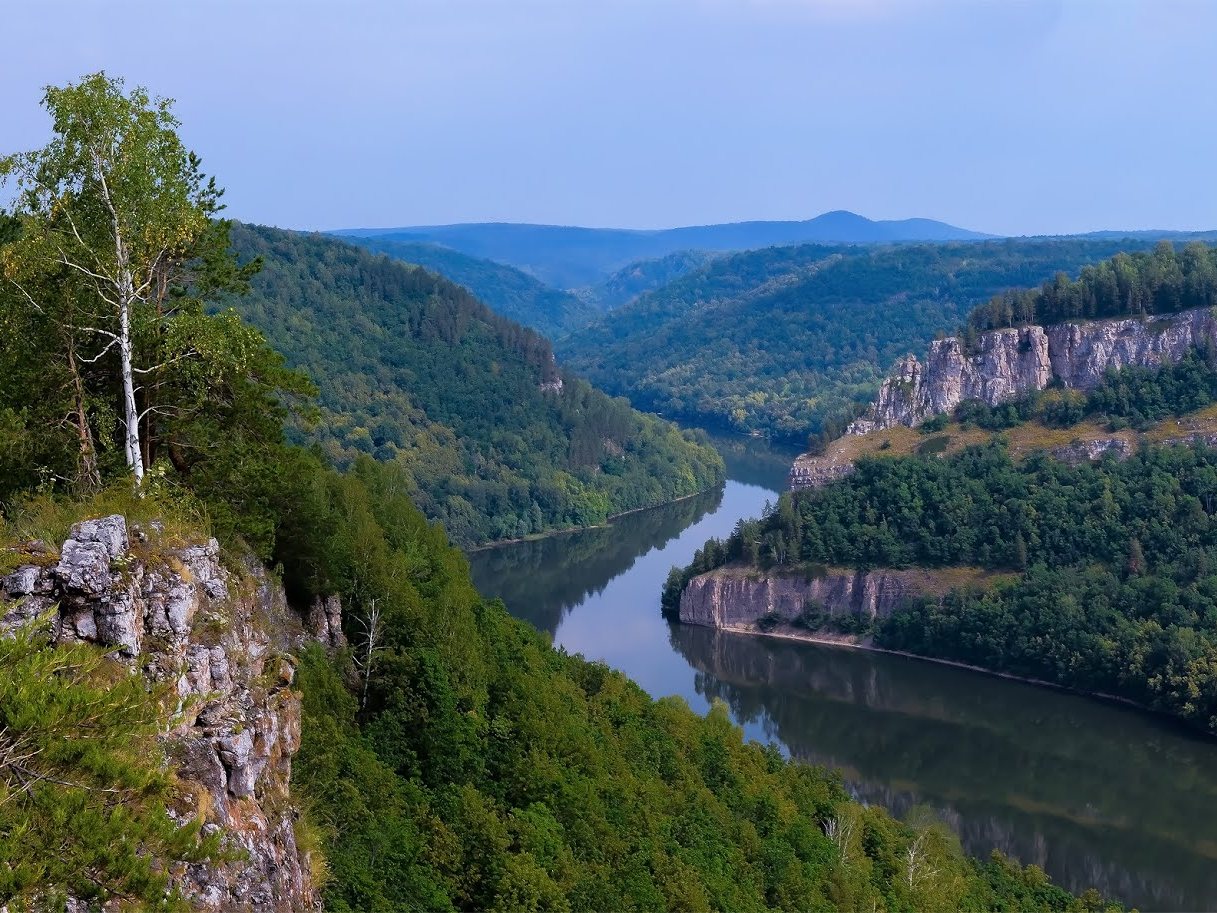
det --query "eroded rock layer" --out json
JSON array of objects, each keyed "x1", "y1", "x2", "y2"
[
  {"x1": 0, "y1": 515, "x2": 320, "y2": 912},
  {"x1": 678, "y1": 567, "x2": 917, "y2": 629},
  {"x1": 850, "y1": 307, "x2": 1217, "y2": 434}
]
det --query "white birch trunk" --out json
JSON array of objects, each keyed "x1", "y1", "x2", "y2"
[{"x1": 118, "y1": 287, "x2": 144, "y2": 483}]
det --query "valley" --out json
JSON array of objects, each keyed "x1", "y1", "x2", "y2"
[
  {"x1": 3, "y1": 32, "x2": 1215, "y2": 910},
  {"x1": 471, "y1": 434, "x2": 1217, "y2": 912}
]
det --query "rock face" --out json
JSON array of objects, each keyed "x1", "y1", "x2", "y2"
[
  {"x1": 1049, "y1": 437, "x2": 1135, "y2": 464},
  {"x1": 0, "y1": 516, "x2": 320, "y2": 912},
  {"x1": 787, "y1": 454, "x2": 855, "y2": 491},
  {"x1": 849, "y1": 306, "x2": 1217, "y2": 433},
  {"x1": 679, "y1": 567, "x2": 917, "y2": 629}
]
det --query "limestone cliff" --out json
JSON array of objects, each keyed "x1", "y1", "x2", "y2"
[
  {"x1": 678, "y1": 566, "x2": 919, "y2": 629},
  {"x1": 849, "y1": 306, "x2": 1217, "y2": 434},
  {"x1": 0, "y1": 516, "x2": 322, "y2": 912}
]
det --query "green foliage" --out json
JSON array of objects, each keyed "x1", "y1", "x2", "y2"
[
  {"x1": 967, "y1": 240, "x2": 1217, "y2": 332},
  {"x1": 679, "y1": 439, "x2": 1217, "y2": 732},
  {"x1": 560, "y1": 239, "x2": 1172, "y2": 441},
  {"x1": 290, "y1": 471, "x2": 1104, "y2": 911},
  {"x1": 0, "y1": 73, "x2": 302, "y2": 539},
  {"x1": 0, "y1": 72, "x2": 1108, "y2": 913},
  {"x1": 582, "y1": 249, "x2": 719, "y2": 311},
  {"x1": 0, "y1": 622, "x2": 218, "y2": 911},
  {"x1": 226, "y1": 224, "x2": 724, "y2": 546},
  {"x1": 953, "y1": 346, "x2": 1217, "y2": 433},
  {"x1": 346, "y1": 237, "x2": 599, "y2": 339}
]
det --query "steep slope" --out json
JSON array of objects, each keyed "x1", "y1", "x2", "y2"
[
  {"x1": 672, "y1": 244, "x2": 1217, "y2": 739},
  {"x1": 560, "y1": 238, "x2": 1167, "y2": 442},
  {"x1": 845, "y1": 240, "x2": 1217, "y2": 434},
  {"x1": 343, "y1": 235, "x2": 598, "y2": 338},
  {"x1": 333, "y1": 209, "x2": 989, "y2": 288},
  {"x1": 287, "y1": 455, "x2": 1114, "y2": 913},
  {"x1": 226, "y1": 224, "x2": 723, "y2": 546},
  {"x1": 1, "y1": 512, "x2": 318, "y2": 912},
  {"x1": 579, "y1": 249, "x2": 720, "y2": 310}
]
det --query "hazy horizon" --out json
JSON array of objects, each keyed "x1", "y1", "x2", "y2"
[{"x1": 4, "y1": 0, "x2": 1215, "y2": 237}]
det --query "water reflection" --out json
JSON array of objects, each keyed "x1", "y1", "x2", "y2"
[
  {"x1": 467, "y1": 435, "x2": 1217, "y2": 912},
  {"x1": 670, "y1": 625, "x2": 1217, "y2": 910},
  {"x1": 470, "y1": 486, "x2": 723, "y2": 635},
  {"x1": 704, "y1": 432, "x2": 799, "y2": 492}
]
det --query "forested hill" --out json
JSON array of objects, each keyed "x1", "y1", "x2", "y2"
[
  {"x1": 334, "y1": 210, "x2": 988, "y2": 288},
  {"x1": 344, "y1": 235, "x2": 599, "y2": 338},
  {"x1": 581, "y1": 248, "x2": 720, "y2": 311},
  {"x1": 226, "y1": 224, "x2": 723, "y2": 545},
  {"x1": 559, "y1": 238, "x2": 1173, "y2": 444},
  {"x1": 966, "y1": 239, "x2": 1217, "y2": 334}
]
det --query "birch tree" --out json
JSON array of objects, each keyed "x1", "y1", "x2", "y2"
[{"x1": 0, "y1": 72, "x2": 224, "y2": 485}]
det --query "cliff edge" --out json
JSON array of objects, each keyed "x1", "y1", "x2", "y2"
[
  {"x1": 849, "y1": 306, "x2": 1217, "y2": 435},
  {"x1": 0, "y1": 515, "x2": 322, "y2": 911}
]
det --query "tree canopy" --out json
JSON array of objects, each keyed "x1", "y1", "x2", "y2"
[{"x1": 559, "y1": 238, "x2": 1176, "y2": 443}]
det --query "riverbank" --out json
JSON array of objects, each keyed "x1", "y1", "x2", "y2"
[
  {"x1": 707, "y1": 620, "x2": 1212, "y2": 732},
  {"x1": 466, "y1": 486, "x2": 722, "y2": 552}
]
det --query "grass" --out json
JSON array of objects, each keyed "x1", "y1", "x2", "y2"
[
  {"x1": 1, "y1": 478, "x2": 212, "y2": 559},
  {"x1": 797, "y1": 406, "x2": 1217, "y2": 476}
]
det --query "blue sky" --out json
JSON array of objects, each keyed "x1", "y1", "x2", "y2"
[{"x1": 3, "y1": 0, "x2": 1214, "y2": 235}]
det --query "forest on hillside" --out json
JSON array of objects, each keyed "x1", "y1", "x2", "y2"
[
  {"x1": 671, "y1": 421, "x2": 1217, "y2": 732},
  {"x1": 966, "y1": 240, "x2": 1217, "y2": 336},
  {"x1": 0, "y1": 73, "x2": 1111, "y2": 913},
  {"x1": 345, "y1": 234, "x2": 599, "y2": 338},
  {"x1": 226, "y1": 224, "x2": 724, "y2": 545},
  {"x1": 561, "y1": 238, "x2": 1174, "y2": 444}
]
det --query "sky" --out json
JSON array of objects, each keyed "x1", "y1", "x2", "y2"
[{"x1": 2, "y1": 0, "x2": 1215, "y2": 236}]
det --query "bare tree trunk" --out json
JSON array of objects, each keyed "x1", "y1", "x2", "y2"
[
  {"x1": 95, "y1": 149, "x2": 145, "y2": 485},
  {"x1": 65, "y1": 334, "x2": 100, "y2": 493},
  {"x1": 114, "y1": 257, "x2": 145, "y2": 484},
  {"x1": 356, "y1": 599, "x2": 384, "y2": 712},
  {"x1": 118, "y1": 294, "x2": 144, "y2": 484}
]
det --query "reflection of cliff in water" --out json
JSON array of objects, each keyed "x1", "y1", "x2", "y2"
[
  {"x1": 701, "y1": 431, "x2": 801, "y2": 493},
  {"x1": 469, "y1": 486, "x2": 723, "y2": 635},
  {"x1": 670, "y1": 624, "x2": 1217, "y2": 912}
]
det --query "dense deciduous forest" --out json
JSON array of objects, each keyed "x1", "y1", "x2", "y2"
[
  {"x1": 953, "y1": 346, "x2": 1217, "y2": 432},
  {"x1": 579, "y1": 248, "x2": 719, "y2": 311},
  {"x1": 0, "y1": 72, "x2": 1117, "y2": 912},
  {"x1": 560, "y1": 239, "x2": 1175, "y2": 443},
  {"x1": 966, "y1": 240, "x2": 1217, "y2": 335},
  {"x1": 344, "y1": 235, "x2": 599, "y2": 338},
  {"x1": 671, "y1": 433, "x2": 1217, "y2": 732},
  {"x1": 226, "y1": 224, "x2": 724, "y2": 545}
]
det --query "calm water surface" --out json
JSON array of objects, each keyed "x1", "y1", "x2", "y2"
[{"x1": 468, "y1": 435, "x2": 1217, "y2": 912}]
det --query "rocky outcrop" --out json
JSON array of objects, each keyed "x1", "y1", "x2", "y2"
[
  {"x1": 849, "y1": 306, "x2": 1217, "y2": 433},
  {"x1": 1049, "y1": 437, "x2": 1135, "y2": 464},
  {"x1": 1, "y1": 515, "x2": 319, "y2": 912},
  {"x1": 787, "y1": 454, "x2": 855, "y2": 491},
  {"x1": 306, "y1": 593, "x2": 346, "y2": 650},
  {"x1": 679, "y1": 567, "x2": 918, "y2": 629}
]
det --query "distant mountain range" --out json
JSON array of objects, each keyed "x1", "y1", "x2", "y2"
[
  {"x1": 330, "y1": 210, "x2": 991, "y2": 288},
  {"x1": 557, "y1": 237, "x2": 1176, "y2": 442},
  {"x1": 344, "y1": 236, "x2": 599, "y2": 338}
]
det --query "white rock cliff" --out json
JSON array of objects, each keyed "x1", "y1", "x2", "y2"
[
  {"x1": 1, "y1": 515, "x2": 322, "y2": 911},
  {"x1": 849, "y1": 306, "x2": 1217, "y2": 434}
]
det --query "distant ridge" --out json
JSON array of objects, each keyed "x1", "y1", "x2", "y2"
[{"x1": 329, "y1": 210, "x2": 992, "y2": 288}]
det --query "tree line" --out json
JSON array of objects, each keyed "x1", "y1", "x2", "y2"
[
  {"x1": 669, "y1": 431, "x2": 1217, "y2": 733},
  {"x1": 966, "y1": 240, "x2": 1217, "y2": 337},
  {"x1": 0, "y1": 72, "x2": 1118, "y2": 913}
]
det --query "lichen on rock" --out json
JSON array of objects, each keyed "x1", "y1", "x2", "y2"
[{"x1": 0, "y1": 515, "x2": 320, "y2": 912}]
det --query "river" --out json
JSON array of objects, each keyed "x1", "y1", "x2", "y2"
[{"x1": 468, "y1": 434, "x2": 1217, "y2": 912}]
